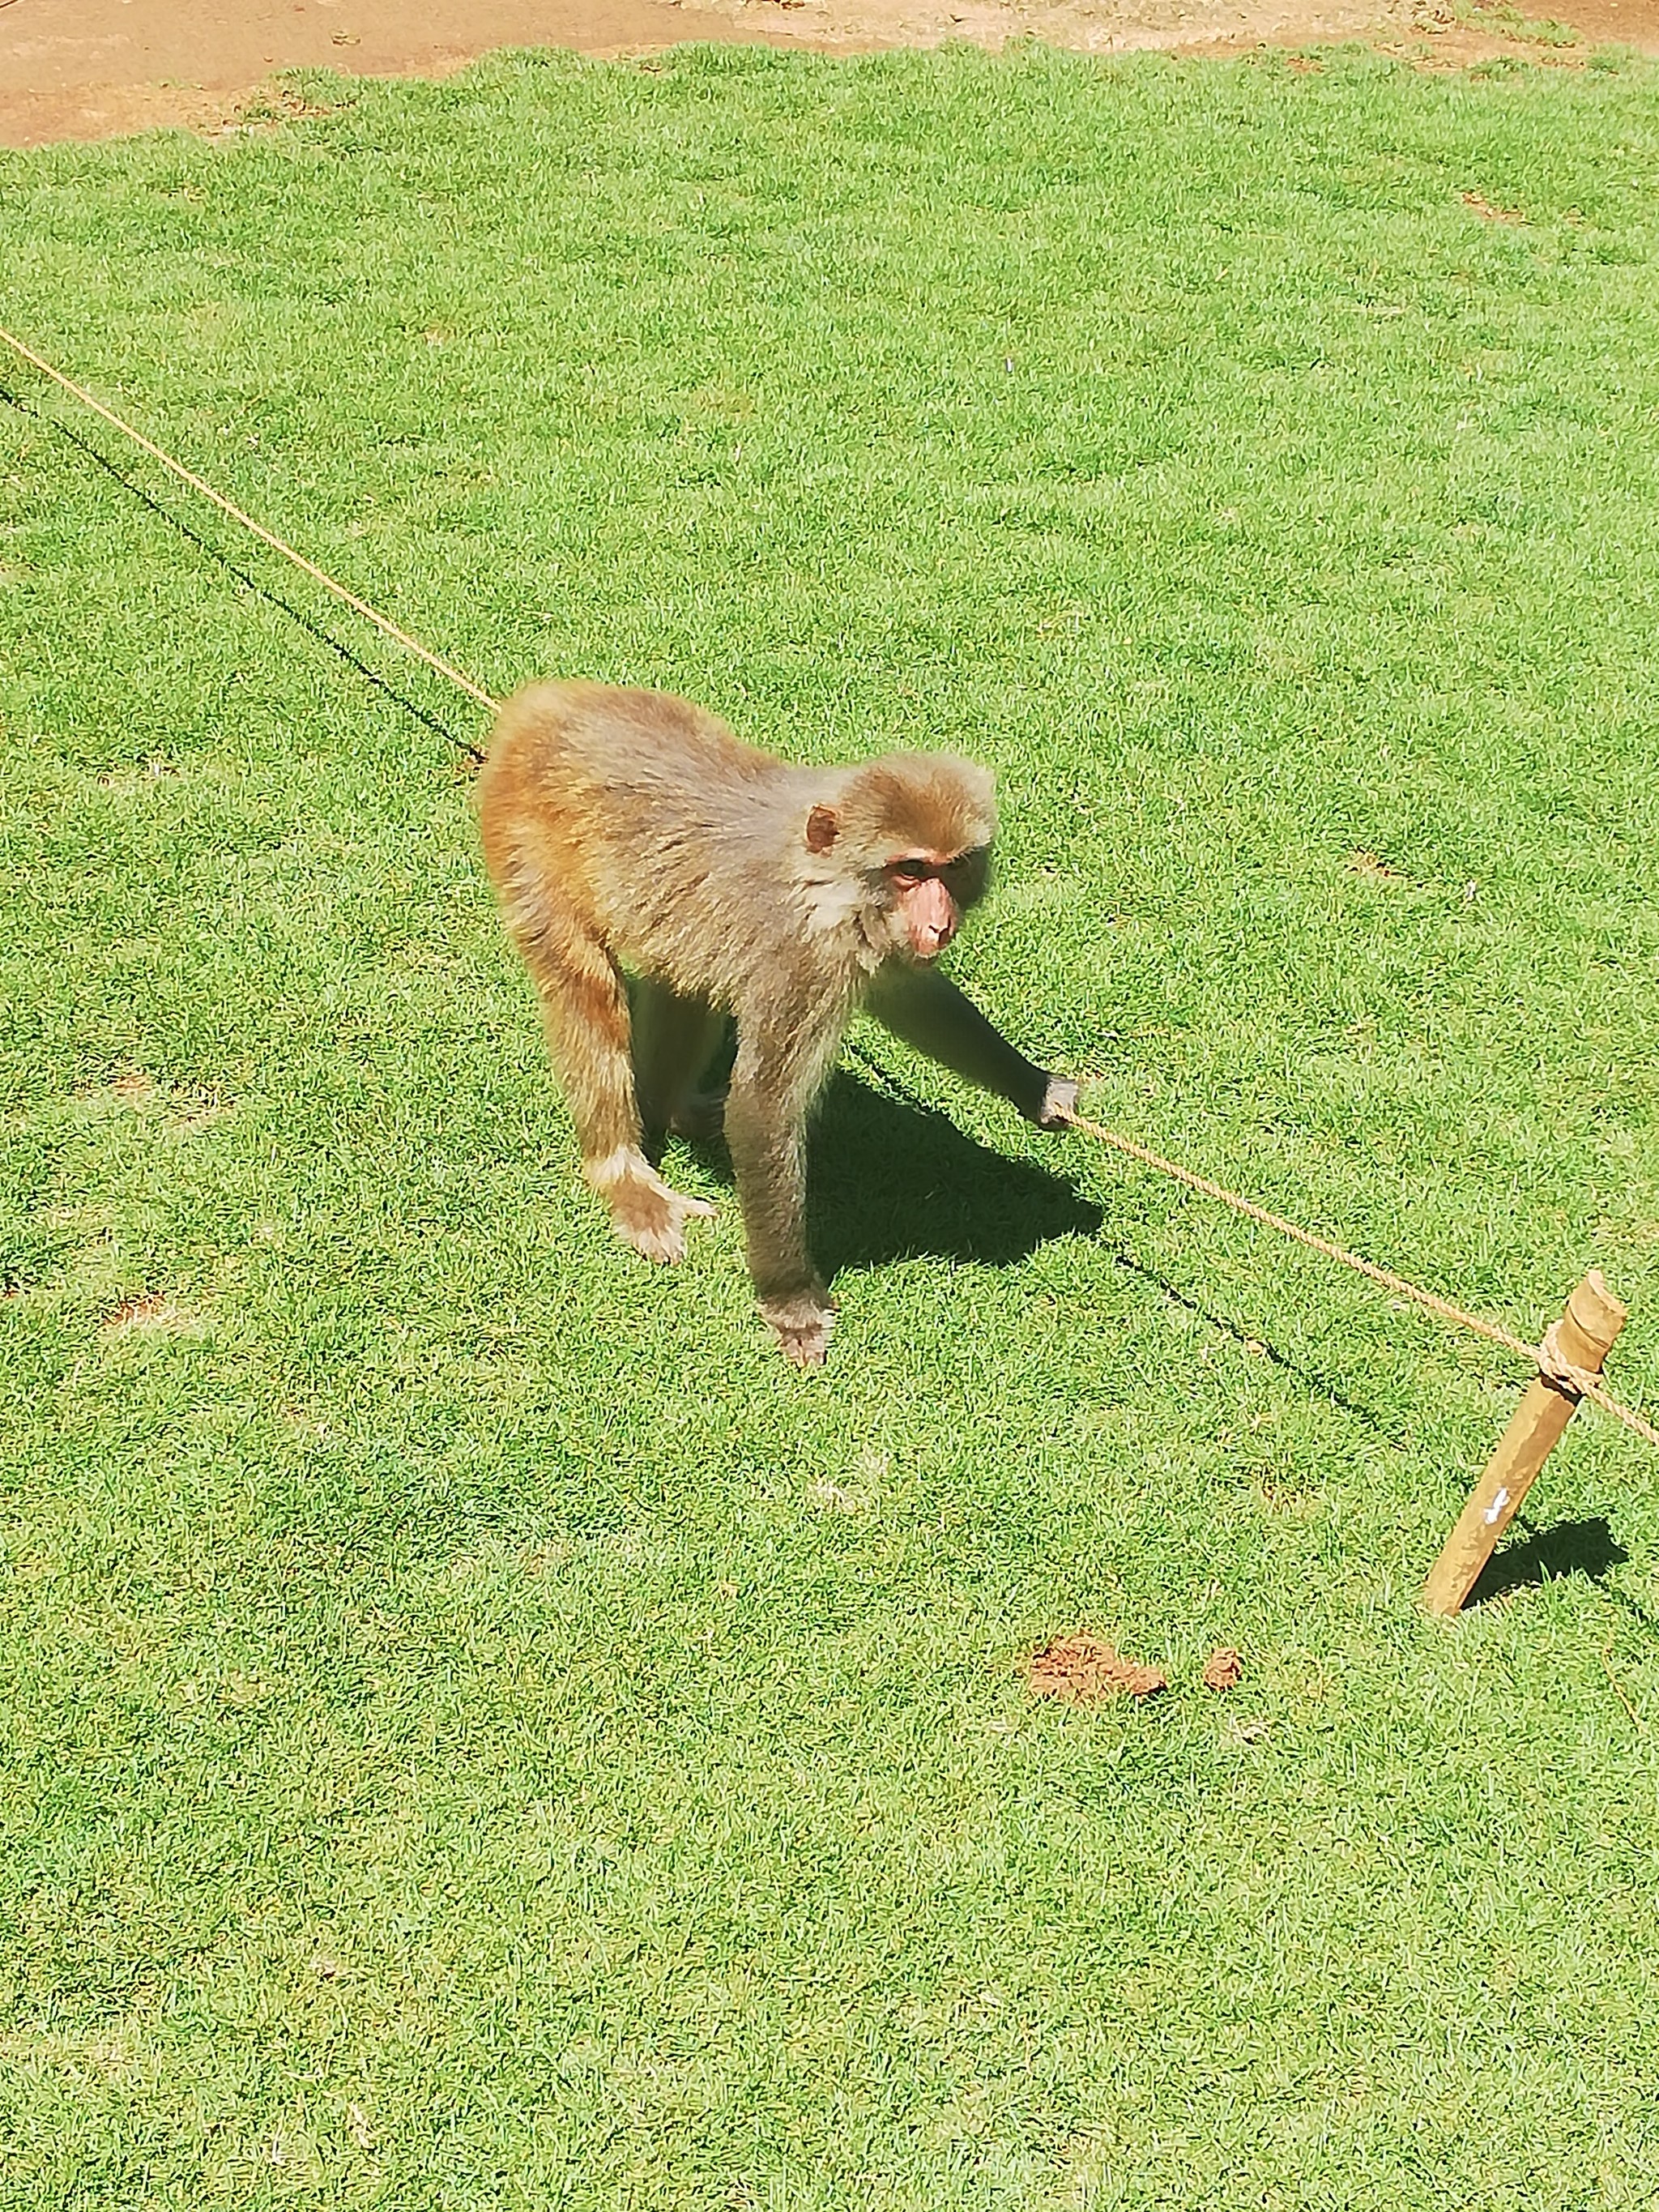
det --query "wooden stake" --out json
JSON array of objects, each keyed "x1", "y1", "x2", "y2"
[{"x1": 1422, "y1": 1270, "x2": 1627, "y2": 1616}]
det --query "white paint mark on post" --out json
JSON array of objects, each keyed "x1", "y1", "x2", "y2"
[{"x1": 1484, "y1": 1486, "x2": 1512, "y2": 1526}]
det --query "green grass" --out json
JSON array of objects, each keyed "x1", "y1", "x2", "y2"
[{"x1": 3, "y1": 40, "x2": 1659, "y2": 2210}]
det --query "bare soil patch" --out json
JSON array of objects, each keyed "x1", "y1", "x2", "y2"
[
  {"x1": 1026, "y1": 1633, "x2": 1168, "y2": 1702},
  {"x1": 98, "y1": 1289, "x2": 203, "y2": 1334},
  {"x1": 3, "y1": 0, "x2": 1656, "y2": 148}
]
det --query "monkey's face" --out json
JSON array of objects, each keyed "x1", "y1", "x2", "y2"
[
  {"x1": 804, "y1": 790, "x2": 993, "y2": 966},
  {"x1": 881, "y1": 847, "x2": 991, "y2": 963}
]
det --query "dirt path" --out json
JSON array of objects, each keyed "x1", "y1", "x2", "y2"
[{"x1": 2, "y1": 0, "x2": 1656, "y2": 147}]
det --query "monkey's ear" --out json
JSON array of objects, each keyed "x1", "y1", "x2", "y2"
[{"x1": 804, "y1": 805, "x2": 839, "y2": 854}]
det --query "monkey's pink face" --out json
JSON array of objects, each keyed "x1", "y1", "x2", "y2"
[
  {"x1": 884, "y1": 848, "x2": 990, "y2": 963},
  {"x1": 804, "y1": 805, "x2": 991, "y2": 964}
]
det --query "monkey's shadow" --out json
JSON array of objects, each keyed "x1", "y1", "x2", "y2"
[{"x1": 682, "y1": 1071, "x2": 1102, "y2": 1275}]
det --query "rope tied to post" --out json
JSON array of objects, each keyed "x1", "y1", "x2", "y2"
[
  {"x1": 1536, "y1": 1319, "x2": 1622, "y2": 1410},
  {"x1": 1058, "y1": 1106, "x2": 1659, "y2": 1448}
]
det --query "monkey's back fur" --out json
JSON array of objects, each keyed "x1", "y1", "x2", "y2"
[{"x1": 476, "y1": 682, "x2": 996, "y2": 1019}]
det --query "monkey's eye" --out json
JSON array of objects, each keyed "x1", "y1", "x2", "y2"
[
  {"x1": 940, "y1": 848, "x2": 991, "y2": 903},
  {"x1": 887, "y1": 859, "x2": 932, "y2": 889}
]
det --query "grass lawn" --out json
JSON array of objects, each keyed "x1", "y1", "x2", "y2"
[{"x1": 3, "y1": 39, "x2": 1659, "y2": 2209}]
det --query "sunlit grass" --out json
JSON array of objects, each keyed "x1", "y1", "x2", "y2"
[{"x1": 2, "y1": 41, "x2": 1658, "y2": 2210}]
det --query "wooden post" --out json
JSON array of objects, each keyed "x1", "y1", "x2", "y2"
[{"x1": 1422, "y1": 1270, "x2": 1627, "y2": 1616}]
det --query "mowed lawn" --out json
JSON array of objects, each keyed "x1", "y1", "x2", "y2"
[{"x1": 2, "y1": 40, "x2": 1659, "y2": 2210}]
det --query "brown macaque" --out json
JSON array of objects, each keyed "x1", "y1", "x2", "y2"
[{"x1": 476, "y1": 682, "x2": 1077, "y2": 1366}]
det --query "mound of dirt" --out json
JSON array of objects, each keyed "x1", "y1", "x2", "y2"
[{"x1": 1026, "y1": 1633, "x2": 1167, "y2": 1702}]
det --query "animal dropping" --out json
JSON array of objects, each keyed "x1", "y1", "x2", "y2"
[
  {"x1": 477, "y1": 682, "x2": 1077, "y2": 1365},
  {"x1": 1026, "y1": 1633, "x2": 1167, "y2": 1703}
]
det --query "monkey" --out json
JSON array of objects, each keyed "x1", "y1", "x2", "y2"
[{"x1": 476, "y1": 681, "x2": 1077, "y2": 1366}]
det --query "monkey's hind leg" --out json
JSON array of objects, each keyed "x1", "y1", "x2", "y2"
[
  {"x1": 506, "y1": 882, "x2": 714, "y2": 1266},
  {"x1": 630, "y1": 982, "x2": 729, "y2": 1153}
]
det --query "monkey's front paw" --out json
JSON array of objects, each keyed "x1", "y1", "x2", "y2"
[
  {"x1": 609, "y1": 1179, "x2": 716, "y2": 1265},
  {"x1": 760, "y1": 1293, "x2": 837, "y2": 1369},
  {"x1": 1031, "y1": 1075, "x2": 1081, "y2": 1130},
  {"x1": 775, "y1": 1319, "x2": 832, "y2": 1368}
]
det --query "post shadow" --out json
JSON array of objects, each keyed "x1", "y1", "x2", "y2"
[{"x1": 1466, "y1": 1515, "x2": 1630, "y2": 1607}]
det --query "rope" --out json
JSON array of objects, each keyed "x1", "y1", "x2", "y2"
[
  {"x1": 1058, "y1": 1106, "x2": 1659, "y2": 1449},
  {"x1": 0, "y1": 325, "x2": 501, "y2": 717},
  {"x1": 0, "y1": 380, "x2": 485, "y2": 765},
  {"x1": 3, "y1": 327, "x2": 1652, "y2": 1449}
]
